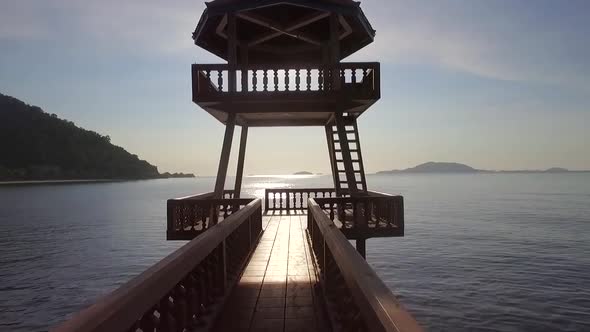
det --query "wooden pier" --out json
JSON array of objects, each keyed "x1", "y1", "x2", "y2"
[
  {"x1": 54, "y1": 193, "x2": 421, "y2": 332},
  {"x1": 53, "y1": 0, "x2": 423, "y2": 330}
]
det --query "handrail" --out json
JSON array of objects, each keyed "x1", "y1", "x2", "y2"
[
  {"x1": 192, "y1": 62, "x2": 380, "y2": 100},
  {"x1": 172, "y1": 190, "x2": 234, "y2": 201},
  {"x1": 167, "y1": 190, "x2": 248, "y2": 240},
  {"x1": 53, "y1": 199, "x2": 263, "y2": 332},
  {"x1": 307, "y1": 198, "x2": 422, "y2": 332},
  {"x1": 314, "y1": 193, "x2": 404, "y2": 237}
]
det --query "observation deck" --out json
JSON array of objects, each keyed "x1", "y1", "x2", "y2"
[{"x1": 192, "y1": 62, "x2": 380, "y2": 126}]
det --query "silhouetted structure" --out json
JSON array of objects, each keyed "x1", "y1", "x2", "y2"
[{"x1": 54, "y1": 1, "x2": 421, "y2": 331}]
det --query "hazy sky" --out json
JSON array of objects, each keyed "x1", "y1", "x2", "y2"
[{"x1": 1, "y1": 0, "x2": 589, "y2": 175}]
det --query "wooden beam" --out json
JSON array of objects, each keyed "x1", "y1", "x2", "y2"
[
  {"x1": 216, "y1": 14, "x2": 228, "y2": 39},
  {"x1": 233, "y1": 126, "x2": 248, "y2": 198},
  {"x1": 238, "y1": 12, "x2": 326, "y2": 46},
  {"x1": 339, "y1": 14, "x2": 352, "y2": 40},
  {"x1": 245, "y1": 12, "x2": 328, "y2": 46},
  {"x1": 214, "y1": 113, "x2": 236, "y2": 198},
  {"x1": 250, "y1": 44, "x2": 318, "y2": 55}
]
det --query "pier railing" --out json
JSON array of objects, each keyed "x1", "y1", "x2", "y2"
[
  {"x1": 167, "y1": 190, "x2": 253, "y2": 240},
  {"x1": 264, "y1": 188, "x2": 336, "y2": 212},
  {"x1": 307, "y1": 199, "x2": 422, "y2": 332},
  {"x1": 54, "y1": 199, "x2": 263, "y2": 332},
  {"x1": 192, "y1": 62, "x2": 380, "y2": 102},
  {"x1": 263, "y1": 189, "x2": 403, "y2": 237},
  {"x1": 315, "y1": 191, "x2": 404, "y2": 238}
]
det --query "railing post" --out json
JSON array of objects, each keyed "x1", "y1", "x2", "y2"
[
  {"x1": 220, "y1": 241, "x2": 227, "y2": 294},
  {"x1": 167, "y1": 200, "x2": 174, "y2": 240},
  {"x1": 356, "y1": 239, "x2": 366, "y2": 259},
  {"x1": 248, "y1": 215, "x2": 252, "y2": 249}
]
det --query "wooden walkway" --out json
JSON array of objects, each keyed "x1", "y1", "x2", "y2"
[{"x1": 213, "y1": 213, "x2": 329, "y2": 332}]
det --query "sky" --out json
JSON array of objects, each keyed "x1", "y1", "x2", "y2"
[{"x1": 0, "y1": 0, "x2": 589, "y2": 175}]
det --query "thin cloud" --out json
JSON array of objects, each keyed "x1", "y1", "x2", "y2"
[{"x1": 351, "y1": 0, "x2": 590, "y2": 90}]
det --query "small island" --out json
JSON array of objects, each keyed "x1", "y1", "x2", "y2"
[
  {"x1": 0, "y1": 93, "x2": 194, "y2": 182},
  {"x1": 293, "y1": 171, "x2": 314, "y2": 175}
]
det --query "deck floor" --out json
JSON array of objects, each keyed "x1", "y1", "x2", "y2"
[{"x1": 213, "y1": 213, "x2": 329, "y2": 332}]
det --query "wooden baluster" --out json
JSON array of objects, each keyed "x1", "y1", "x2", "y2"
[
  {"x1": 190, "y1": 204, "x2": 196, "y2": 231},
  {"x1": 201, "y1": 206, "x2": 207, "y2": 231},
  {"x1": 330, "y1": 202, "x2": 335, "y2": 221},
  {"x1": 241, "y1": 68, "x2": 247, "y2": 92},
  {"x1": 273, "y1": 69, "x2": 278, "y2": 91},
  {"x1": 280, "y1": 192, "x2": 284, "y2": 210},
  {"x1": 319, "y1": 68, "x2": 324, "y2": 91},
  {"x1": 205, "y1": 70, "x2": 211, "y2": 92},
  {"x1": 185, "y1": 274, "x2": 198, "y2": 328},
  {"x1": 306, "y1": 68, "x2": 311, "y2": 91},
  {"x1": 351, "y1": 68, "x2": 357, "y2": 84},
  {"x1": 295, "y1": 69, "x2": 300, "y2": 91},
  {"x1": 223, "y1": 204, "x2": 229, "y2": 220},
  {"x1": 252, "y1": 70, "x2": 258, "y2": 92},
  {"x1": 285, "y1": 69, "x2": 290, "y2": 91},
  {"x1": 139, "y1": 308, "x2": 158, "y2": 332},
  {"x1": 299, "y1": 192, "x2": 303, "y2": 209},
  {"x1": 263, "y1": 70, "x2": 268, "y2": 92},
  {"x1": 174, "y1": 285, "x2": 188, "y2": 330},
  {"x1": 159, "y1": 295, "x2": 176, "y2": 332},
  {"x1": 217, "y1": 71, "x2": 223, "y2": 92}
]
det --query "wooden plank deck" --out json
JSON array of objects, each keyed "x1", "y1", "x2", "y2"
[{"x1": 213, "y1": 213, "x2": 329, "y2": 332}]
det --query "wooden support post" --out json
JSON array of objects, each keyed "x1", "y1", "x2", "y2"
[
  {"x1": 220, "y1": 241, "x2": 227, "y2": 294},
  {"x1": 329, "y1": 12, "x2": 341, "y2": 90},
  {"x1": 233, "y1": 126, "x2": 248, "y2": 198},
  {"x1": 214, "y1": 113, "x2": 236, "y2": 199},
  {"x1": 228, "y1": 13, "x2": 237, "y2": 92},
  {"x1": 325, "y1": 125, "x2": 338, "y2": 190}
]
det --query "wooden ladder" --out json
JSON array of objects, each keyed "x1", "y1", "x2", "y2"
[{"x1": 326, "y1": 113, "x2": 368, "y2": 197}]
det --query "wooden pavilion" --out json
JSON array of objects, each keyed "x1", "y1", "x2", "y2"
[{"x1": 53, "y1": 1, "x2": 421, "y2": 331}]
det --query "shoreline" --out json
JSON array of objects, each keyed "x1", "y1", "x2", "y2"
[{"x1": 0, "y1": 177, "x2": 195, "y2": 186}]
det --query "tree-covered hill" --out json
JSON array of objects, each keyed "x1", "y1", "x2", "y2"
[{"x1": 0, "y1": 93, "x2": 180, "y2": 181}]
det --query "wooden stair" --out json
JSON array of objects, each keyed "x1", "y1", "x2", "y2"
[{"x1": 326, "y1": 113, "x2": 368, "y2": 197}]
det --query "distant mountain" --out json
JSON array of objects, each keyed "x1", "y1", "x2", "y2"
[
  {"x1": 542, "y1": 167, "x2": 568, "y2": 173},
  {"x1": 293, "y1": 171, "x2": 313, "y2": 175},
  {"x1": 0, "y1": 93, "x2": 194, "y2": 181},
  {"x1": 377, "y1": 162, "x2": 480, "y2": 174},
  {"x1": 376, "y1": 162, "x2": 587, "y2": 174}
]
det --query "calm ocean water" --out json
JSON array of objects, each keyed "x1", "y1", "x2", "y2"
[{"x1": 0, "y1": 174, "x2": 589, "y2": 331}]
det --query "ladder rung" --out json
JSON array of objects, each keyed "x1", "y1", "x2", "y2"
[{"x1": 332, "y1": 139, "x2": 358, "y2": 143}]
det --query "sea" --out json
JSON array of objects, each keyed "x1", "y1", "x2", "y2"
[{"x1": 0, "y1": 174, "x2": 589, "y2": 331}]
